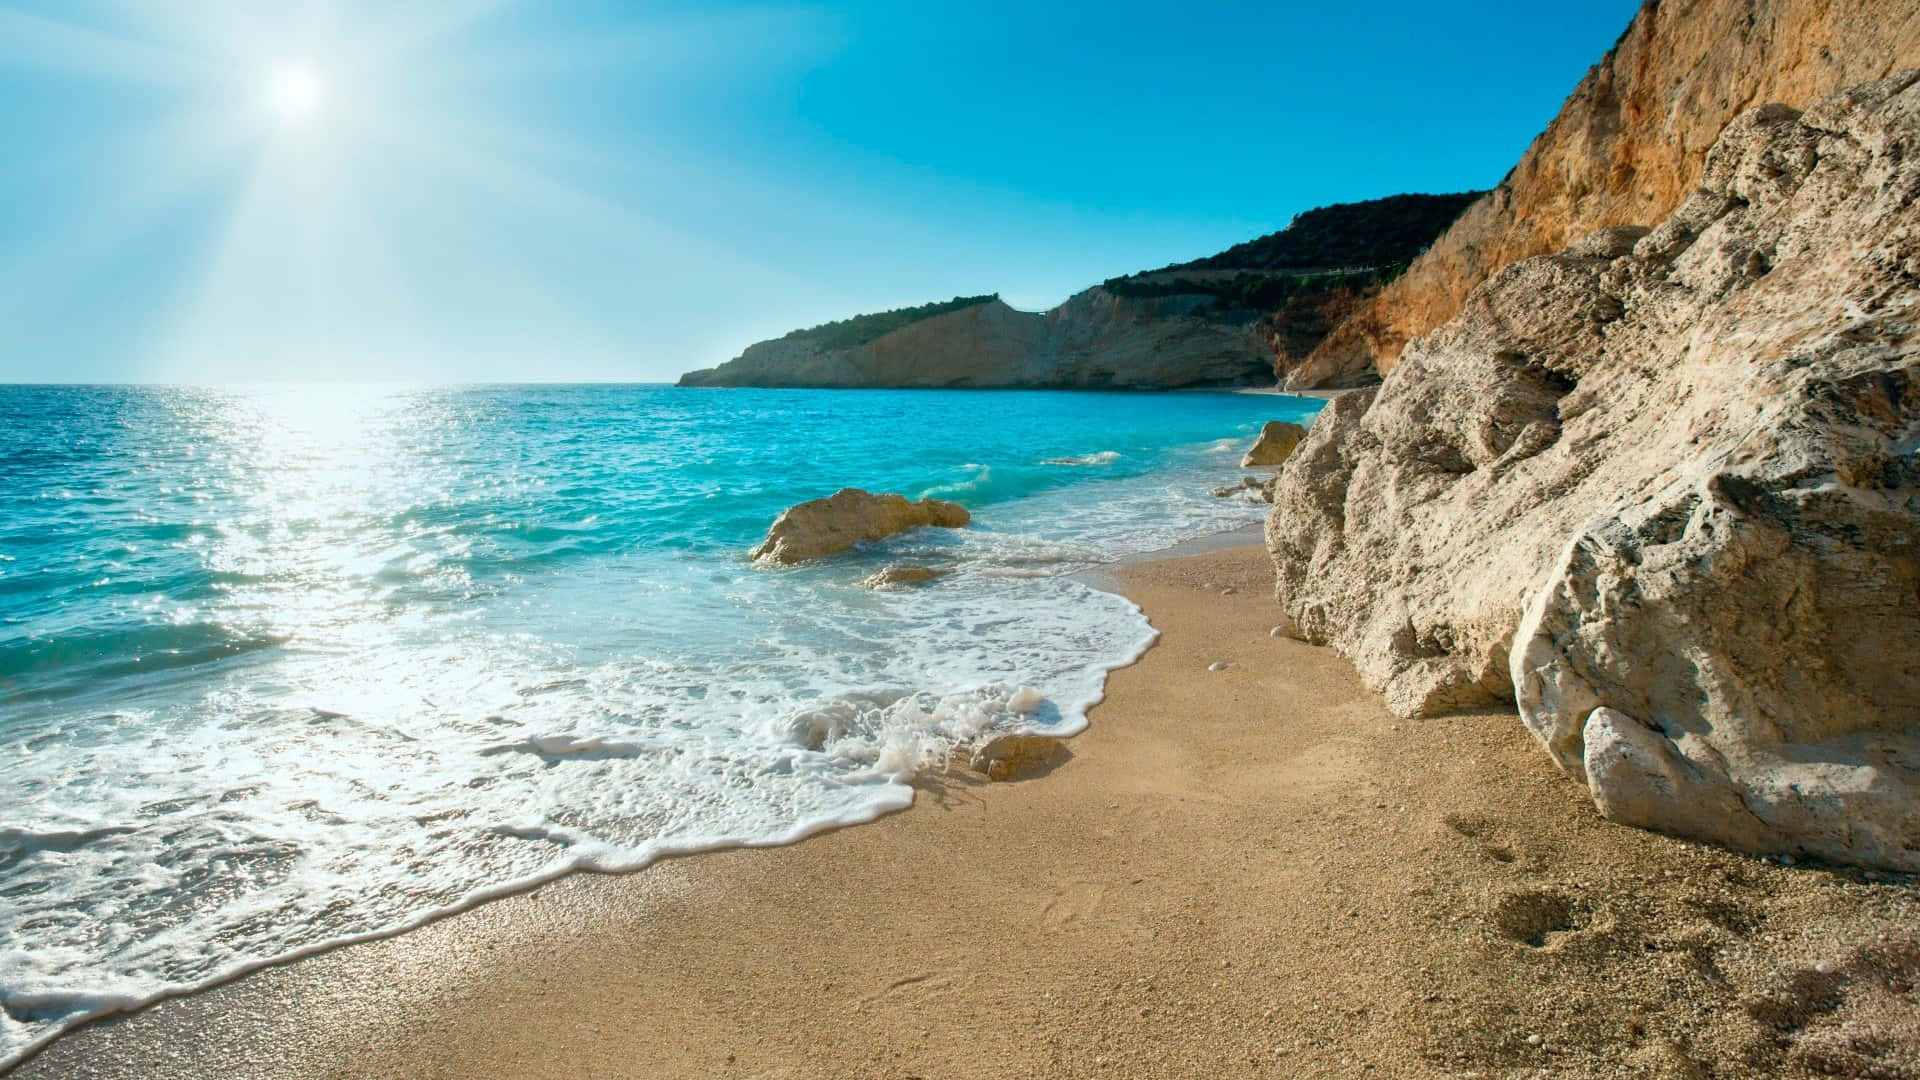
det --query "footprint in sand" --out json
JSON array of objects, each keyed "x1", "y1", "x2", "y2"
[
  {"x1": 1490, "y1": 887, "x2": 1592, "y2": 949},
  {"x1": 1442, "y1": 812, "x2": 1526, "y2": 866}
]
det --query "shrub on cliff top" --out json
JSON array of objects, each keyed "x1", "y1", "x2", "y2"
[
  {"x1": 1159, "y1": 191, "x2": 1483, "y2": 275},
  {"x1": 781, "y1": 294, "x2": 999, "y2": 351}
]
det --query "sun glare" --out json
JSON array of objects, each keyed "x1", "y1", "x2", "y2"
[{"x1": 266, "y1": 65, "x2": 324, "y2": 123}]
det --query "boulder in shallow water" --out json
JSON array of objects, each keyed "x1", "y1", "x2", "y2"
[
  {"x1": 969, "y1": 732, "x2": 1068, "y2": 781},
  {"x1": 1213, "y1": 475, "x2": 1280, "y2": 503},
  {"x1": 750, "y1": 489, "x2": 970, "y2": 565},
  {"x1": 1241, "y1": 421, "x2": 1307, "y2": 468},
  {"x1": 860, "y1": 564, "x2": 948, "y2": 589}
]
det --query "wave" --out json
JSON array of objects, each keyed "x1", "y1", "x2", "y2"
[
  {"x1": 778, "y1": 683, "x2": 1055, "y2": 776},
  {"x1": 0, "y1": 622, "x2": 288, "y2": 695},
  {"x1": 1042, "y1": 450, "x2": 1121, "y2": 466},
  {"x1": 918, "y1": 464, "x2": 1066, "y2": 506},
  {"x1": 0, "y1": 825, "x2": 137, "y2": 858},
  {"x1": 479, "y1": 734, "x2": 653, "y2": 760}
]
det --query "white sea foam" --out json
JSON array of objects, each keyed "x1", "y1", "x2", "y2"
[{"x1": 0, "y1": 567, "x2": 1161, "y2": 1069}]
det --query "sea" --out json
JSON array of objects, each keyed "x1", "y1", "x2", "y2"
[{"x1": 0, "y1": 383, "x2": 1321, "y2": 1066}]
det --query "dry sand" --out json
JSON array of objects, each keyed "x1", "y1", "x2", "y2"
[{"x1": 21, "y1": 546, "x2": 1918, "y2": 1079}]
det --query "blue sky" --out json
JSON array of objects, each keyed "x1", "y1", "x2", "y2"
[{"x1": 0, "y1": 0, "x2": 1642, "y2": 383}]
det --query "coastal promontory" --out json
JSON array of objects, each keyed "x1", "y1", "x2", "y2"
[{"x1": 678, "y1": 193, "x2": 1480, "y2": 390}]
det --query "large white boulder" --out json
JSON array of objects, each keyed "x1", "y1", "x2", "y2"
[{"x1": 1267, "y1": 75, "x2": 1920, "y2": 870}]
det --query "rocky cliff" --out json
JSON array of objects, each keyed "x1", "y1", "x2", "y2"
[
  {"x1": 1267, "y1": 74, "x2": 1920, "y2": 870},
  {"x1": 1295, "y1": 0, "x2": 1920, "y2": 389},
  {"x1": 678, "y1": 292, "x2": 1268, "y2": 389},
  {"x1": 680, "y1": 193, "x2": 1479, "y2": 390},
  {"x1": 680, "y1": 298, "x2": 1047, "y2": 389}
]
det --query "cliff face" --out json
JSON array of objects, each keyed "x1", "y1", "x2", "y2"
[
  {"x1": 680, "y1": 299, "x2": 1048, "y2": 389},
  {"x1": 1260, "y1": 280, "x2": 1380, "y2": 387},
  {"x1": 680, "y1": 292, "x2": 1272, "y2": 390},
  {"x1": 1267, "y1": 75, "x2": 1920, "y2": 870},
  {"x1": 1035, "y1": 288, "x2": 1271, "y2": 389},
  {"x1": 1297, "y1": 0, "x2": 1920, "y2": 388}
]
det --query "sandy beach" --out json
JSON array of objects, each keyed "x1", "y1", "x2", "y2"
[{"x1": 22, "y1": 545, "x2": 1917, "y2": 1079}]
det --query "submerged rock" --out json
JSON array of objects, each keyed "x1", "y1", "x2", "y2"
[
  {"x1": 859, "y1": 564, "x2": 948, "y2": 589},
  {"x1": 750, "y1": 489, "x2": 970, "y2": 565},
  {"x1": 1267, "y1": 75, "x2": 1920, "y2": 871},
  {"x1": 1212, "y1": 475, "x2": 1278, "y2": 503},
  {"x1": 969, "y1": 732, "x2": 1068, "y2": 782},
  {"x1": 1241, "y1": 421, "x2": 1307, "y2": 468}
]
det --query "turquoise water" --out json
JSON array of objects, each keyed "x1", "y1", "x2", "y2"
[{"x1": 0, "y1": 384, "x2": 1319, "y2": 1064}]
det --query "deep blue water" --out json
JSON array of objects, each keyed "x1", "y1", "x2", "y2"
[{"x1": 0, "y1": 383, "x2": 1319, "y2": 1064}]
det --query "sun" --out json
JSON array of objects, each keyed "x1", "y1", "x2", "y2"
[{"x1": 266, "y1": 65, "x2": 324, "y2": 123}]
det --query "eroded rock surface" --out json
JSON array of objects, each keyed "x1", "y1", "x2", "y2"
[
  {"x1": 751, "y1": 489, "x2": 970, "y2": 565},
  {"x1": 1267, "y1": 76, "x2": 1920, "y2": 870}
]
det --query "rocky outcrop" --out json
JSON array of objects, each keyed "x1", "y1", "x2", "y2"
[
  {"x1": 751, "y1": 489, "x2": 970, "y2": 565},
  {"x1": 682, "y1": 300, "x2": 1049, "y2": 389},
  {"x1": 1034, "y1": 288, "x2": 1272, "y2": 389},
  {"x1": 1213, "y1": 475, "x2": 1277, "y2": 503},
  {"x1": 1266, "y1": 76, "x2": 1920, "y2": 870},
  {"x1": 1296, "y1": 0, "x2": 1920, "y2": 389},
  {"x1": 681, "y1": 291, "x2": 1270, "y2": 390},
  {"x1": 1241, "y1": 421, "x2": 1307, "y2": 468},
  {"x1": 1260, "y1": 280, "x2": 1382, "y2": 388}
]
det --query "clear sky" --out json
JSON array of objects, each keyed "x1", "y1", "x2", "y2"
[{"x1": 0, "y1": 0, "x2": 1642, "y2": 383}]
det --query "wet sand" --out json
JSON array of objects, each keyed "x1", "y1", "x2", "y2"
[{"x1": 22, "y1": 546, "x2": 1917, "y2": 1079}]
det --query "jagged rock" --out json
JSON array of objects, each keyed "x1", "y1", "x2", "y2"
[
  {"x1": 1267, "y1": 76, "x2": 1920, "y2": 871},
  {"x1": 750, "y1": 489, "x2": 970, "y2": 565},
  {"x1": 859, "y1": 564, "x2": 947, "y2": 589},
  {"x1": 1212, "y1": 475, "x2": 1276, "y2": 503},
  {"x1": 1241, "y1": 422, "x2": 1308, "y2": 468},
  {"x1": 1296, "y1": 0, "x2": 1920, "y2": 388},
  {"x1": 969, "y1": 732, "x2": 1068, "y2": 781}
]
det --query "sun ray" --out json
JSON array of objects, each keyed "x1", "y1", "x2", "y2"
[
  {"x1": 0, "y1": 101, "x2": 257, "y2": 345},
  {"x1": 0, "y1": 0, "x2": 858, "y2": 380},
  {"x1": 0, "y1": 4, "x2": 213, "y2": 85}
]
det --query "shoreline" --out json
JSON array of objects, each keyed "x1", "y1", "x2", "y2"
[
  {"x1": 1226, "y1": 385, "x2": 1356, "y2": 400},
  {"x1": 22, "y1": 544, "x2": 1916, "y2": 1078}
]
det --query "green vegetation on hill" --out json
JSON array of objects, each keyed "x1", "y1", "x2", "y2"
[
  {"x1": 1101, "y1": 191, "x2": 1483, "y2": 310},
  {"x1": 1156, "y1": 191, "x2": 1483, "y2": 275},
  {"x1": 780, "y1": 294, "x2": 999, "y2": 351},
  {"x1": 1105, "y1": 266, "x2": 1399, "y2": 308}
]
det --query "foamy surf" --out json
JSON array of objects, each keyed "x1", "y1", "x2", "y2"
[{"x1": 0, "y1": 384, "x2": 1318, "y2": 1069}]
